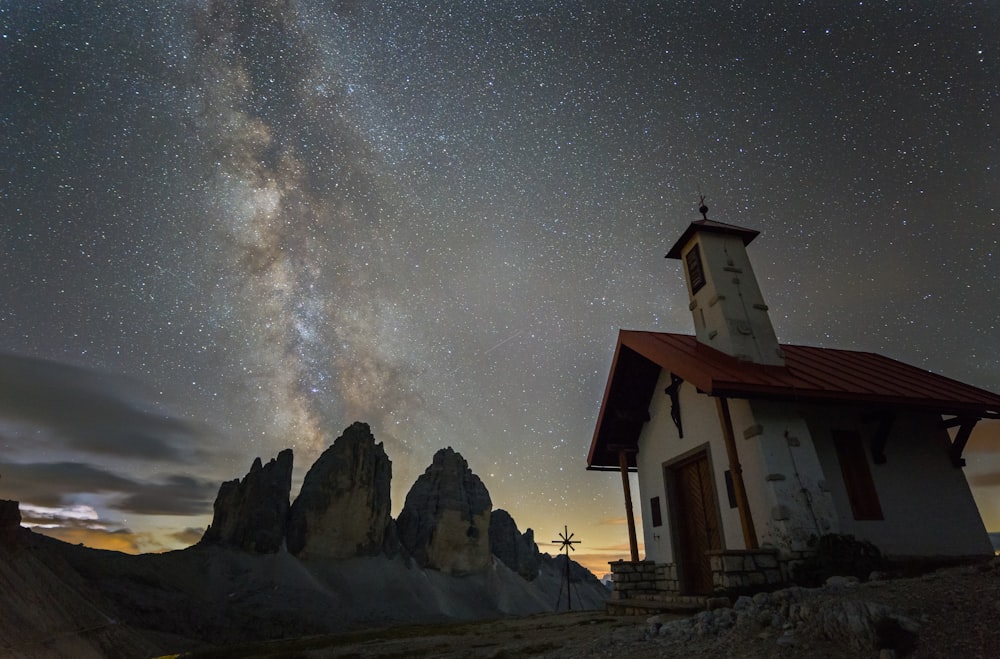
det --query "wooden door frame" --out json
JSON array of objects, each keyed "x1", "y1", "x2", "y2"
[{"x1": 664, "y1": 445, "x2": 725, "y2": 595}]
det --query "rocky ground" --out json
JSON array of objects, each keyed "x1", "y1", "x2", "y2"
[{"x1": 177, "y1": 559, "x2": 1000, "y2": 659}]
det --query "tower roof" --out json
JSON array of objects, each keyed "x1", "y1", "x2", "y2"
[{"x1": 665, "y1": 219, "x2": 760, "y2": 259}]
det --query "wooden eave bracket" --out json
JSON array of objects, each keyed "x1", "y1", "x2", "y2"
[
  {"x1": 664, "y1": 373, "x2": 684, "y2": 438},
  {"x1": 949, "y1": 417, "x2": 979, "y2": 468}
]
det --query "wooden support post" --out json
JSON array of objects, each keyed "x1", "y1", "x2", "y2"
[
  {"x1": 716, "y1": 397, "x2": 758, "y2": 549},
  {"x1": 618, "y1": 449, "x2": 640, "y2": 562}
]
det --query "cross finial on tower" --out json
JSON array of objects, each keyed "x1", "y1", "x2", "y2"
[{"x1": 699, "y1": 195, "x2": 709, "y2": 220}]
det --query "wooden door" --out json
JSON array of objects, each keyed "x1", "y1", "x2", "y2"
[{"x1": 671, "y1": 452, "x2": 722, "y2": 594}]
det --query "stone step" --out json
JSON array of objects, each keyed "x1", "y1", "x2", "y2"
[{"x1": 606, "y1": 596, "x2": 706, "y2": 617}]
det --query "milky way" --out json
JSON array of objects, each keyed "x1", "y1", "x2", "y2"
[{"x1": 1, "y1": 1, "x2": 998, "y2": 567}]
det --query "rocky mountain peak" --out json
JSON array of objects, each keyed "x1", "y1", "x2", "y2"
[
  {"x1": 489, "y1": 509, "x2": 541, "y2": 581},
  {"x1": 200, "y1": 448, "x2": 293, "y2": 553},
  {"x1": 286, "y1": 421, "x2": 393, "y2": 560},
  {"x1": 396, "y1": 447, "x2": 492, "y2": 575}
]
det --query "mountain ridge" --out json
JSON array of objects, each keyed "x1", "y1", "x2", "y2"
[{"x1": 0, "y1": 422, "x2": 609, "y2": 655}]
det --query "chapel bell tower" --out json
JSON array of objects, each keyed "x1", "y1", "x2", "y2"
[{"x1": 665, "y1": 201, "x2": 785, "y2": 366}]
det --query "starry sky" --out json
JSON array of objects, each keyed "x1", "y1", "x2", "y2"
[{"x1": 1, "y1": 1, "x2": 998, "y2": 575}]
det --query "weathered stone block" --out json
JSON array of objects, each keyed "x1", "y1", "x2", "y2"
[
  {"x1": 723, "y1": 555, "x2": 744, "y2": 571},
  {"x1": 726, "y1": 574, "x2": 748, "y2": 588}
]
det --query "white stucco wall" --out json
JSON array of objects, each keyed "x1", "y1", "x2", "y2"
[
  {"x1": 803, "y1": 405, "x2": 992, "y2": 558},
  {"x1": 684, "y1": 232, "x2": 783, "y2": 366},
  {"x1": 742, "y1": 401, "x2": 840, "y2": 551},
  {"x1": 636, "y1": 370, "x2": 747, "y2": 563},
  {"x1": 634, "y1": 366, "x2": 991, "y2": 561},
  {"x1": 634, "y1": 370, "x2": 839, "y2": 562}
]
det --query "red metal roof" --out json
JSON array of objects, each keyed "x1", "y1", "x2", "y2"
[{"x1": 587, "y1": 331, "x2": 1000, "y2": 470}]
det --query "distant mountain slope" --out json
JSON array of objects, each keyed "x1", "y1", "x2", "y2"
[
  {"x1": 0, "y1": 529, "x2": 161, "y2": 658},
  {"x1": 35, "y1": 530, "x2": 606, "y2": 653},
  {"x1": 1, "y1": 425, "x2": 610, "y2": 656}
]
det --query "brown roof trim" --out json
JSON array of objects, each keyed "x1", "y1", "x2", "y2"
[{"x1": 618, "y1": 332, "x2": 1000, "y2": 415}]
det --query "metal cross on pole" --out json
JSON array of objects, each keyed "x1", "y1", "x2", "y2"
[{"x1": 551, "y1": 525, "x2": 581, "y2": 611}]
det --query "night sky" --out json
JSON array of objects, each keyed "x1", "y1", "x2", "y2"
[{"x1": 1, "y1": 1, "x2": 998, "y2": 574}]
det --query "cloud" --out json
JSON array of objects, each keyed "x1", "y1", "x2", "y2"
[
  {"x1": 0, "y1": 352, "x2": 207, "y2": 462},
  {"x1": 117, "y1": 475, "x2": 218, "y2": 516},
  {"x1": 18, "y1": 502, "x2": 143, "y2": 552},
  {"x1": 169, "y1": 527, "x2": 206, "y2": 546},
  {"x1": 572, "y1": 551, "x2": 625, "y2": 574},
  {"x1": 19, "y1": 502, "x2": 103, "y2": 527},
  {"x1": 0, "y1": 461, "x2": 217, "y2": 516},
  {"x1": 586, "y1": 541, "x2": 647, "y2": 554},
  {"x1": 1, "y1": 462, "x2": 136, "y2": 507},
  {"x1": 967, "y1": 471, "x2": 1000, "y2": 489},
  {"x1": 36, "y1": 526, "x2": 143, "y2": 554},
  {"x1": 965, "y1": 420, "x2": 1000, "y2": 454}
]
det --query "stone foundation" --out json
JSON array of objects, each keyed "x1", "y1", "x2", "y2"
[
  {"x1": 610, "y1": 549, "x2": 809, "y2": 601},
  {"x1": 609, "y1": 560, "x2": 679, "y2": 600},
  {"x1": 708, "y1": 549, "x2": 785, "y2": 592}
]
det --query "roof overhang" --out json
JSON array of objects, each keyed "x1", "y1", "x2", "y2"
[
  {"x1": 665, "y1": 219, "x2": 760, "y2": 260},
  {"x1": 587, "y1": 330, "x2": 1000, "y2": 470},
  {"x1": 586, "y1": 337, "x2": 661, "y2": 471}
]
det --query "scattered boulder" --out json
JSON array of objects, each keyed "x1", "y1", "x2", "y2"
[
  {"x1": 489, "y1": 509, "x2": 541, "y2": 580},
  {"x1": 0, "y1": 499, "x2": 21, "y2": 547},
  {"x1": 795, "y1": 598, "x2": 919, "y2": 654},
  {"x1": 645, "y1": 579, "x2": 919, "y2": 654},
  {"x1": 397, "y1": 447, "x2": 492, "y2": 574},
  {"x1": 286, "y1": 422, "x2": 393, "y2": 560},
  {"x1": 200, "y1": 449, "x2": 293, "y2": 553}
]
